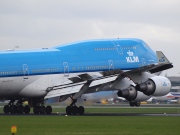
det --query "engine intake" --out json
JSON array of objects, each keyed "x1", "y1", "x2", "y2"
[
  {"x1": 136, "y1": 76, "x2": 171, "y2": 96},
  {"x1": 136, "y1": 80, "x2": 155, "y2": 95}
]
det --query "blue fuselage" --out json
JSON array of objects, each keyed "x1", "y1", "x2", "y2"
[{"x1": 0, "y1": 38, "x2": 157, "y2": 78}]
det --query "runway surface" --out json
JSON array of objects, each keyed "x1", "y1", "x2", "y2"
[
  {"x1": 1, "y1": 112, "x2": 180, "y2": 117},
  {"x1": 1, "y1": 104, "x2": 180, "y2": 116}
]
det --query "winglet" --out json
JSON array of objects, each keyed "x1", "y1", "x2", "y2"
[{"x1": 156, "y1": 51, "x2": 170, "y2": 64}]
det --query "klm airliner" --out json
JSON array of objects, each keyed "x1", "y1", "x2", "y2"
[{"x1": 0, "y1": 38, "x2": 173, "y2": 115}]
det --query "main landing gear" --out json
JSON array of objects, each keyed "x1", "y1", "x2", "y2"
[
  {"x1": 29, "y1": 98, "x2": 52, "y2": 115},
  {"x1": 33, "y1": 105, "x2": 52, "y2": 114},
  {"x1": 3, "y1": 99, "x2": 30, "y2": 114},
  {"x1": 129, "y1": 101, "x2": 140, "y2": 107},
  {"x1": 3, "y1": 98, "x2": 52, "y2": 115},
  {"x1": 66, "y1": 99, "x2": 85, "y2": 115}
]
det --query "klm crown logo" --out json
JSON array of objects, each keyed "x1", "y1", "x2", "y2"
[
  {"x1": 159, "y1": 57, "x2": 166, "y2": 62},
  {"x1": 126, "y1": 50, "x2": 139, "y2": 63},
  {"x1": 163, "y1": 82, "x2": 168, "y2": 86},
  {"x1": 127, "y1": 50, "x2": 134, "y2": 56}
]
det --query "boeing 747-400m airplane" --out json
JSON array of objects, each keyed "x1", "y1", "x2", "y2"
[{"x1": 0, "y1": 38, "x2": 173, "y2": 115}]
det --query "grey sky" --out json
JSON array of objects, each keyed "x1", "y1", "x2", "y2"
[{"x1": 0, "y1": 0, "x2": 180, "y2": 76}]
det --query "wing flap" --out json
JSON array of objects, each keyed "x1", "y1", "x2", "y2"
[
  {"x1": 45, "y1": 84, "x2": 83, "y2": 99},
  {"x1": 45, "y1": 74, "x2": 118, "y2": 99}
]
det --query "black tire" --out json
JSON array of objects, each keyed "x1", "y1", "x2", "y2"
[
  {"x1": 17, "y1": 105, "x2": 24, "y2": 114},
  {"x1": 40, "y1": 106, "x2": 46, "y2": 114},
  {"x1": 3, "y1": 105, "x2": 10, "y2": 114},
  {"x1": 129, "y1": 102, "x2": 134, "y2": 107},
  {"x1": 72, "y1": 106, "x2": 78, "y2": 115},
  {"x1": 33, "y1": 106, "x2": 40, "y2": 114},
  {"x1": 134, "y1": 102, "x2": 140, "y2": 107},
  {"x1": 10, "y1": 105, "x2": 17, "y2": 114},
  {"x1": 66, "y1": 106, "x2": 72, "y2": 115},
  {"x1": 46, "y1": 106, "x2": 52, "y2": 115},
  {"x1": 78, "y1": 106, "x2": 84, "y2": 115},
  {"x1": 24, "y1": 105, "x2": 30, "y2": 114}
]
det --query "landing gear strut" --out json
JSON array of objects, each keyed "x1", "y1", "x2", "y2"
[
  {"x1": 29, "y1": 98, "x2": 52, "y2": 115},
  {"x1": 66, "y1": 99, "x2": 85, "y2": 115}
]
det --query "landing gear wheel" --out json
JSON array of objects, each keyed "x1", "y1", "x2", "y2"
[
  {"x1": 129, "y1": 102, "x2": 135, "y2": 107},
  {"x1": 24, "y1": 105, "x2": 30, "y2": 114},
  {"x1": 17, "y1": 105, "x2": 24, "y2": 114},
  {"x1": 72, "y1": 106, "x2": 78, "y2": 115},
  {"x1": 66, "y1": 106, "x2": 72, "y2": 115},
  {"x1": 40, "y1": 106, "x2": 46, "y2": 114},
  {"x1": 129, "y1": 101, "x2": 140, "y2": 107},
  {"x1": 46, "y1": 106, "x2": 52, "y2": 114},
  {"x1": 134, "y1": 102, "x2": 140, "y2": 107},
  {"x1": 78, "y1": 106, "x2": 84, "y2": 115},
  {"x1": 3, "y1": 105, "x2": 10, "y2": 114},
  {"x1": 10, "y1": 105, "x2": 17, "y2": 114},
  {"x1": 33, "y1": 106, "x2": 40, "y2": 114}
]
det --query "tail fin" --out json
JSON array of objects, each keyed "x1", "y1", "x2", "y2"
[
  {"x1": 156, "y1": 51, "x2": 170, "y2": 64},
  {"x1": 149, "y1": 51, "x2": 173, "y2": 73}
]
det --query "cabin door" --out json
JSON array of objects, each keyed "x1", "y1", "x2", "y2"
[
  {"x1": 108, "y1": 60, "x2": 114, "y2": 70},
  {"x1": 63, "y1": 62, "x2": 69, "y2": 77},
  {"x1": 141, "y1": 58, "x2": 146, "y2": 66},
  {"x1": 23, "y1": 64, "x2": 29, "y2": 79}
]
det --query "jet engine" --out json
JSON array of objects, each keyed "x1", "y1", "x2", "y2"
[
  {"x1": 136, "y1": 76, "x2": 171, "y2": 96},
  {"x1": 117, "y1": 85, "x2": 137, "y2": 101},
  {"x1": 117, "y1": 85, "x2": 150, "y2": 101}
]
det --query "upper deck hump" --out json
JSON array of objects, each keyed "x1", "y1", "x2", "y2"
[{"x1": 53, "y1": 38, "x2": 145, "y2": 50}]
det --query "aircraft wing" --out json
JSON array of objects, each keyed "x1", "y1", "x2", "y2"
[
  {"x1": 44, "y1": 73, "x2": 119, "y2": 99},
  {"x1": 45, "y1": 84, "x2": 84, "y2": 99},
  {"x1": 45, "y1": 51, "x2": 173, "y2": 99}
]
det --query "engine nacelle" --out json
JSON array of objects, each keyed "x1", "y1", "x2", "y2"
[
  {"x1": 136, "y1": 76, "x2": 171, "y2": 96},
  {"x1": 117, "y1": 86, "x2": 150, "y2": 101},
  {"x1": 134, "y1": 91, "x2": 151, "y2": 102},
  {"x1": 117, "y1": 85, "x2": 137, "y2": 101}
]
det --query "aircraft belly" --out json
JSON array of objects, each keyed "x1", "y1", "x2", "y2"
[
  {"x1": 0, "y1": 77, "x2": 26, "y2": 97},
  {"x1": 19, "y1": 74, "x2": 64, "y2": 97},
  {"x1": 0, "y1": 76, "x2": 39, "y2": 98}
]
